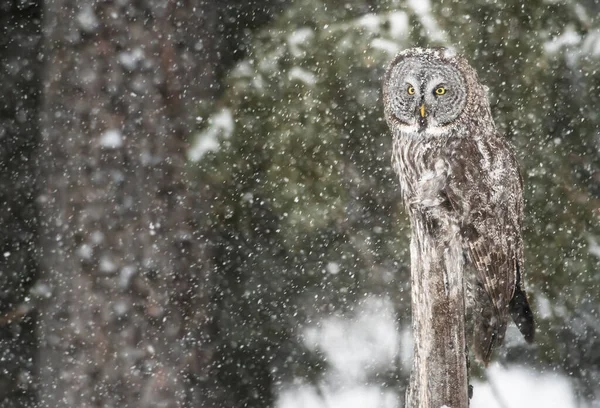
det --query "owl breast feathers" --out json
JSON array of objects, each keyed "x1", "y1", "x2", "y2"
[{"x1": 383, "y1": 48, "x2": 535, "y2": 365}]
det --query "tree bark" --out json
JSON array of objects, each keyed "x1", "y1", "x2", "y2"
[
  {"x1": 405, "y1": 215, "x2": 469, "y2": 408},
  {"x1": 0, "y1": 1, "x2": 42, "y2": 406},
  {"x1": 37, "y1": 1, "x2": 220, "y2": 407}
]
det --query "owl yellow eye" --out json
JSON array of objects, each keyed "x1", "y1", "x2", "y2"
[
  {"x1": 435, "y1": 87, "x2": 446, "y2": 95},
  {"x1": 407, "y1": 86, "x2": 415, "y2": 95}
]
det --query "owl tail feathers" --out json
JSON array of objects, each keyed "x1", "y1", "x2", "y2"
[
  {"x1": 472, "y1": 317, "x2": 507, "y2": 366},
  {"x1": 472, "y1": 286, "x2": 535, "y2": 366},
  {"x1": 509, "y1": 284, "x2": 535, "y2": 343}
]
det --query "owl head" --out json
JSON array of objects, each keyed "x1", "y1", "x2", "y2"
[{"x1": 382, "y1": 48, "x2": 492, "y2": 134}]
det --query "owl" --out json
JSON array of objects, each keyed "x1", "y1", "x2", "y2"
[{"x1": 382, "y1": 48, "x2": 535, "y2": 365}]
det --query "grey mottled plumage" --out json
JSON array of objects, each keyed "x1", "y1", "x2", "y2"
[{"x1": 382, "y1": 48, "x2": 535, "y2": 365}]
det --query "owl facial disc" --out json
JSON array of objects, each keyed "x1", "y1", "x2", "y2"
[{"x1": 383, "y1": 55, "x2": 468, "y2": 133}]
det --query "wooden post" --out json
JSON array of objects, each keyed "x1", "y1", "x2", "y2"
[{"x1": 405, "y1": 214, "x2": 469, "y2": 408}]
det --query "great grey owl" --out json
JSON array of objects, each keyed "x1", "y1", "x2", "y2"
[{"x1": 382, "y1": 48, "x2": 535, "y2": 365}]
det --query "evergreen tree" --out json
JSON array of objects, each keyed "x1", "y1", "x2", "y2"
[{"x1": 196, "y1": 0, "x2": 600, "y2": 404}]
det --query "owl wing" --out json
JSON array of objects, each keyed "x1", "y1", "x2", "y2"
[
  {"x1": 465, "y1": 212, "x2": 518, "y2": 320},
  {"x1": 444, "y1": 134, "x2": 522, "y2": 349}
]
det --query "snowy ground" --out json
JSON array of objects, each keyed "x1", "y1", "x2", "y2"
[
  {"x1": 471, "y1": 365, "x2": 581, "y2": 408},
  {"x1": 276, "y1": 296, "x2": 584, "y2": 408}
]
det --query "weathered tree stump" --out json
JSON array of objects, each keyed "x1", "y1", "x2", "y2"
[{"x1": 405, "y1": 214, "x2": 469, "y2": 408}]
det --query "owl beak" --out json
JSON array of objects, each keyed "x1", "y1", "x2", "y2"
[{"x1": 419, "y1": 104, "x2": 426, "y2": 118}]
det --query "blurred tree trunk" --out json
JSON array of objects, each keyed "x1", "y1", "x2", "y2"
[
  {"x1": 37, "y1": 1, "x2": 221, "y2": 407},
  {"x1": 0, "y1": 1, "x2": 42, "y2": 407}
]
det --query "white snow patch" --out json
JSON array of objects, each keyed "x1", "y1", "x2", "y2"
[
  {"x1": 544, "y1": 26, "x2": 581, "y2": 54},
  {"x1": 252, "y1": 75, "x2": 265, "y2": 90},
  {"x1": 277, "y1": 384, "x2": 398, "y2": 408},
  {"x1": 371, "y1": 38, "x2": 400, "y2": 54},
  {"x1": 406, "y1": 0, "x2": 447, "y2": 43},
  {"x1": 388, "y1": 11, "x2": 409, "y2": 39},
  {"x1": 77, "y1": 4, "x2": 99, "y2": 33},
  {"x1": 231, "y1": 61, "x2": 253, "y2": 78},
  {"x1": 536, "y1": 294, "x2": 553, "y2": 319},
  {"x1": 206, "y1": 109, "x2": 233, "y2": 136},
  {"x1": 99, "y1": 255, "x2": 117, "y2": 274},
  {"x1": 189, "y1": 109, "x2": 234, "y2": 162},
  {"x1": 77, "y1": 244, "x2": 93, "y2": 260},
  {"x1": 113, "y1": 301, "x2": 129, "y2": 316},
  {"x1": 586, "y1": 234, "x2": 600, "y2": 259},
  {"x1": 326, "y1": 262, "x2": 340, "y2": 275},
  {"x1": 119, "y1": 265, "x2": 137, "y2": 289},
  {"x1": 573, "y1": 3, "x2": 591, "y2": 25},
  {"x1": 471, "y1": 364, "x2": 581, "y2": 408},
  {"x1": 31, "y1": 282, "x2": 52, "y2": 299},
  {"x1": 288, "y1": 67, "x2": 317, "y2": 86},
  {"x1": 118, "y1": 48, "x2": 145, "y2": 70},
  {"x1": 408, "y1": 0, "x2": 429, "y2": 15},
  {"x1": 91, "y1": 231, "x2": 105, "y2": 244},
  {"x1": 288, "y1": 27, "x2": 315, "y2": 57},
  {"x1": 359, "y1": 14, "x2": 382, "y2": 33},
  {"x1": 277, "y1": 296, "x2": 403, "y2": 408},
  {"x1": 100, "y1": 129, "x2": 123, "y2": 149},
  {"x1": 231, "y1": 61, "x2": 265, "y2": 90},
  {"x1": 242, "y1": 192, "x2": 254, "y2": 203},
  {"x1": 301, "y1": 296, "x2": 399, "y2": 382},
  {"x1": 259, "y1": 48, "x2": 286, "y2": 74},
  {"x1": 189, "y1": 133, "x2": 220, "y2": 161},
  {"x1": 582, "y1": 29, "x2": 600, "y2": 57}
]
